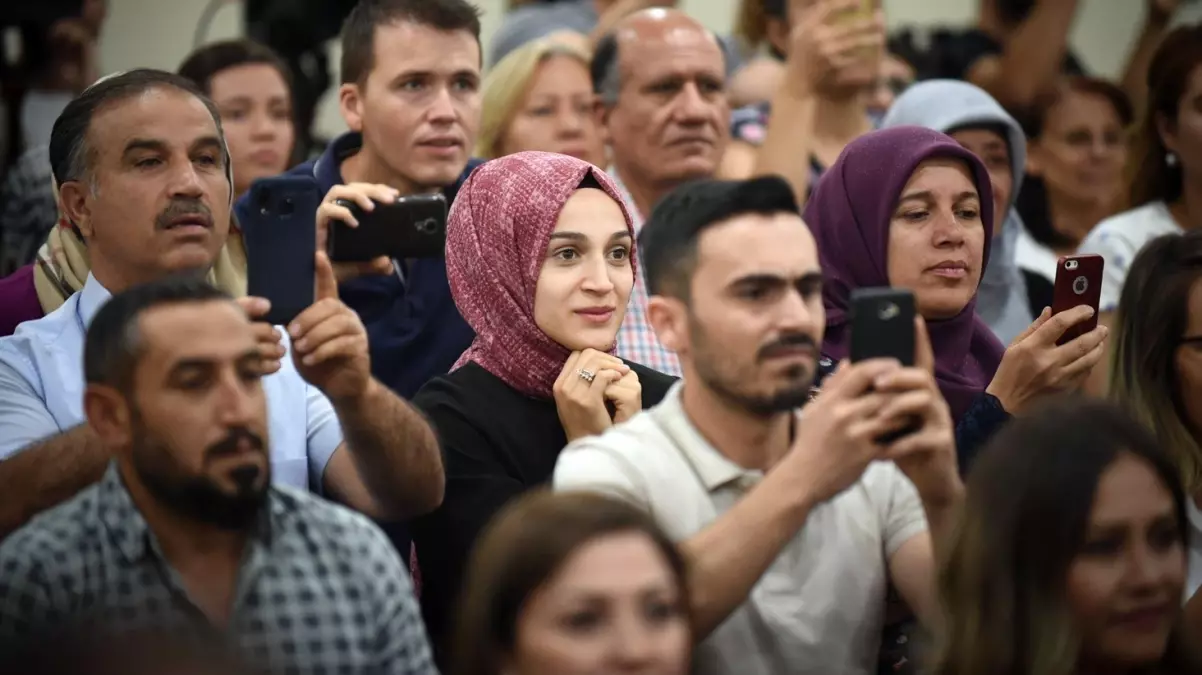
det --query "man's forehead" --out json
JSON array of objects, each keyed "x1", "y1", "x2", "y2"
[
  {"x1": 696, "y1": 214, "x2": 819, "y2": 277},
  {"x1": 90, "y1": 88, "x2": 219, "y2": 148},
  {"x1": 370, "y1": 21, "x2": 481, "y2": 77},
  {"x1": 137, "y1": 302, "x2": 254, "y2": 363},
  {"x1": 616, "y1": 10, "x2": 718, "y2": 56}
]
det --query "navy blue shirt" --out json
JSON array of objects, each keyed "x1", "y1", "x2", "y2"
[{"x1": 235, "y1": 132, "x2": 481, "y2": 401}]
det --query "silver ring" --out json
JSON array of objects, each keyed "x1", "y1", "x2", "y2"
[{"x1": 577, "y1": 368, "x2": 595, "y2": 383}]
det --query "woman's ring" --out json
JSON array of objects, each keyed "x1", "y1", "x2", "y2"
[{"x1": 577, "y1": 368, "x2": 596, "y2": 383}]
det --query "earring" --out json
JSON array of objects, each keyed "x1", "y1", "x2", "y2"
[{"x1": 1167, "y1": 152, "x2": 1179, "y2": 167}]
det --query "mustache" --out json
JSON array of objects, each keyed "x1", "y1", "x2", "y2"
[
  {"x1": 757, "y1": 333, "x2": 819, "y2": 361},
  {"x1": 205, "y1": 427, "x2": 265, "y2": 460},
  {"x1": 155, "y1": 198, "x2": 214, "y2": 230}
]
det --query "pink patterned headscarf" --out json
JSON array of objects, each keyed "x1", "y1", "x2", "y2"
[{"x1": 447, "y1": 151, "x2": 637, "y2": 399}]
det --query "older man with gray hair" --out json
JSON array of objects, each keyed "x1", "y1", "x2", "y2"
[{"x1": 591, "y1": 8, "x2": 731, "y2": 376}]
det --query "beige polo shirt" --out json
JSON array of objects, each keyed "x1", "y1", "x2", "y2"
[{"x1": 553, "y1": 384, "x2": 928, "y2": 675}]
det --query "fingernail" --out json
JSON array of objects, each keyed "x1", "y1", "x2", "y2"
[{"x1": 288, "y1": 323, "x2": 299, "y2": 337}]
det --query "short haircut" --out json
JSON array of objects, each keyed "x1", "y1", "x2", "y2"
[
  {"x1": 84, "y1": 275, "x2": 232, "y2": 393},
  {"x1": 639, "y1": 175, "x2": 800, "y2": 299},
  {"x1": 177, "y1": 39, "x2": 293, "y2": 97},
  {"x1": 339, "y1": 0, "x2": 483, "y2": 86},
  {"x1": 475, "y1": 37, "x2": 591, "y2": 159},
  {"x1": 49, "y1": 69, "x2": 224, "y2": 187},
  {"x1": 590, "y1": 22, "x2": 727, "y2": 107}
]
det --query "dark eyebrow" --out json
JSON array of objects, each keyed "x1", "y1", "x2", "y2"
[
  {"x1": 190, "y1": 136, "x2": 224, "y2": 154},
  {"x1": 897, "y1": 189, "x2": 936, "y2": 204},
  {"x1": 122, "y1": 138, "x2": 169, "y2": 157},
  {"x1": 730, "y1": 271, "x2": 823, "y2": 288},
  {"x1": 548, "y1": 232, "x2": 587, "y2": 243}
]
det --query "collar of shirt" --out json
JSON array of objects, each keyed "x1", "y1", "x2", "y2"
[
  {"x1": 97, "y1": 462, "x2": 278, "y2": 565},
  {"x1": 606, "y1": 167, "x2": 644, "y2": 232},
  {"x1": 654, "y1": 383, "x2": 763, "y2": 492},
  {"x1": 77, "y1": 273, "x2": 112, "y2": 328}
]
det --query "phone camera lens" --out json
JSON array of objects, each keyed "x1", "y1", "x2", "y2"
[
  {"x1": 1065, "y1": 260, "x2": 1079, "y2": 270},
  {"x1": 280, "y1": 197, "x2": 295, "y2": 217},
  {"x1": 417, "y1": 218, "x2": 437, "y2": 234}
]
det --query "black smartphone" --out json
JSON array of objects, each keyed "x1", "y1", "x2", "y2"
[
  {"x1": 850, "y1": 287, "x2": 915, "y2": 366},
  {"x1": 329, "y1": 194, "x2": 448, "y2": 262},
  {"x1": 851, "y1": 288, "x2": 918, "y2": 444},
  {"x1": 242, "y1": 176, "x2": 320, "y2": 326}
]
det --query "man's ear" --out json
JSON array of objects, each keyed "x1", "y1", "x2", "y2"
[
  {"x1": 594, "y1": 99, "x2": 615, "y2": 146},
  {"x1": 58, "y1": 180, "x2": 95, "y2": 238},
  {"x1": 339, "y1": 82, "x2": 365, "y2": 133},
  {"x1": 646, "y1": 294, "x2": 690, "y2": 357},
  {"x1": 83, "y1": 384, "x2": 132, "y2": 451}
]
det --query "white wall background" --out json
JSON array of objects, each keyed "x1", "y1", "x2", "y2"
[{"x1": 99, "y1": 0, "x2": 1202, "y2": 139}]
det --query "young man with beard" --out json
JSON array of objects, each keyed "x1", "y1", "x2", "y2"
[
  {"x1": 0, "y1": 277, "x2": 436, "y2": 675},
  {"x1": 554, "y1": 176, "x2": 963, "y2": 675}
]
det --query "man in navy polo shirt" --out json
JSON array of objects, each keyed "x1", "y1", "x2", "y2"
[{"x1": 236, "y1": 0, "x2": 483, "y2": 401}]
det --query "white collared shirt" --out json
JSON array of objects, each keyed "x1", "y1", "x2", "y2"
[
  {"x1": 553, "y1": 383, "x2": 928, "y2": 675},
  {"x1": 0, "y1": 274, "x2": 342, "y2": 490}
]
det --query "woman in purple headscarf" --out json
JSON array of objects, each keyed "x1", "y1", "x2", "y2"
[{"x1": 803, "y1": 126, "x2": 1109, "y2": 470}]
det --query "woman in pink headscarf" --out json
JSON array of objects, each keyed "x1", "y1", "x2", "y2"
[{"x1": 410, "y1": 151, "x2": 677, "y2": 665}]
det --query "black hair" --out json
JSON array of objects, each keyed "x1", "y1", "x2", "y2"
[
  {"x1": 84, "y1": 275, "x2": 232, "y2": 393},
  {"x1": 178, "y1": 39, "x2": 293, "y2": 97},
  {"x1": 996, "y1": 0, "x2": 1037, "y2": 26},
  {"x1": 639, "y1": 175, "x2": 800, "y2": 299},
  {"x1": 49, "y1": 69, "x2": 223, "y2": 187},
  {"x1": 339, "y1": 0, "x2": 482, "y2": 86}
]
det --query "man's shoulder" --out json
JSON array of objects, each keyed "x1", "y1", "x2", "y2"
[
  {"x1": 1083, "y1": 202, "x2": 1177, "y2": 251},
  {"x1": 0, "y1": 483, "x2": 103, "y2": 572},
  {"x1": 270, "y1": 486, "x2": 400, "y2": 566},
  {"x1": 556, "y1": 405, "x2": 684, "y2": 485},
  {"x1": 0, "y1": 293, "x2": 81, "y2": 371}
]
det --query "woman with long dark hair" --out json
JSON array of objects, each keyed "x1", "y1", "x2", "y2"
[
  {"x1": 1079, "y1": 24, "x2": 1202, "y2": 392},
  {"x1": 931, "y1": 396, "x2": 1201, "y2": 675},
  {"x1": 1111, "y1": 229, "x2": 1202, "y2": 605}
]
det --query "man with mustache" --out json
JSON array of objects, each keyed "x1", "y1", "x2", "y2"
[
  {"x1": 590, "y1": 8, "x2": 731, "y2": 376},
  {"x1": 0, "y1": 69, "x2": 444, "y2": 539},
  {"x1": 554, "y1": 176, "x2": 964, "y2": 674},
  {"x1": 0, "y1": 276, "x2": 436, "y2": 674}
]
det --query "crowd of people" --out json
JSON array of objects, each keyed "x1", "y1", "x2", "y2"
[{"x1": 0, "y1": 0, "x2": 1200, "y2": 673}]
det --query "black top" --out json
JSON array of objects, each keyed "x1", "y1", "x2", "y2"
[{"x1": 410, "y1": 359, "x2": 677, "y2": 664}]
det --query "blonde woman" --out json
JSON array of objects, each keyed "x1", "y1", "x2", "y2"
[{"x1": 476, "y1": 38, "x2": 605, "y2": 166}]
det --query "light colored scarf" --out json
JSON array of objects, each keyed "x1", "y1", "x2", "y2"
[{"x1": 882, "y1": 79, "x2": 1033, "y2": 345}]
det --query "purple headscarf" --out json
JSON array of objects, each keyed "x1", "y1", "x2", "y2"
[{"x1": 803, "y1": 126, "x2": 1006, "y2": 421}]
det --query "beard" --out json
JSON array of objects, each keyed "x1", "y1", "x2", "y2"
[
  {"x1": 688, "y1": 316, "x2": 816, "y2": 418},
  {"x1": 129, "y1": 411, "x2": 270, "y2": 531}
]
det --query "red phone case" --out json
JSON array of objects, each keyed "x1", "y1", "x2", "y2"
[{"x1": 1050, "y1": 254, "x2": 1104, "y2": 347}]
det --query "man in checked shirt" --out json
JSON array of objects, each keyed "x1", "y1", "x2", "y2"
[{"x1": 0, "y1": 276, "x2": 436, "y2": 675}]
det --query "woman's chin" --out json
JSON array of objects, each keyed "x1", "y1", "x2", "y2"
[{"x1": 559, "y1": 328, "x2": 621, "y2": 354}]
